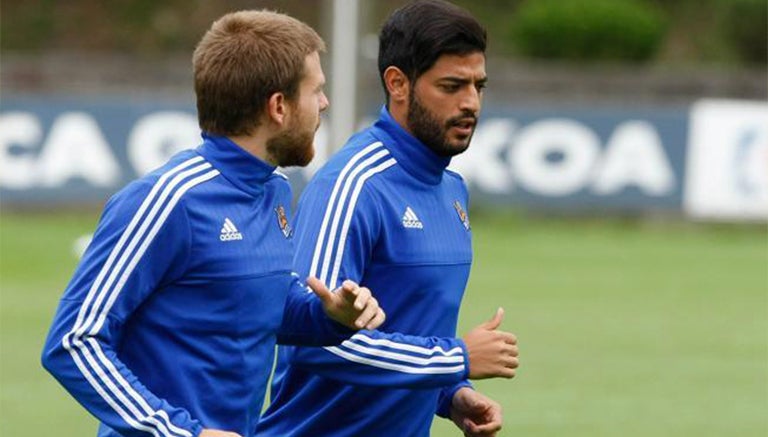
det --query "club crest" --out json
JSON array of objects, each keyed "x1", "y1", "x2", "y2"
[
  {"x1": 453, "y1": 200, "x2": 470, "y2": 230},
  {"x1": 274, "y1": 205, "x2": 293, "y2": 238}
]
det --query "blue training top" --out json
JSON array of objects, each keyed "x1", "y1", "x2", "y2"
[
  {"x1": 42, "y1": 134, "x2": 352, "y2": 437},
  {"x1": 258, "y1": 107, "x2": 475, "y2": 437}
]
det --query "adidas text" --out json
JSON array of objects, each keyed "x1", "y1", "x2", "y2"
[{"x1": 220, "y1": 233, "x2": 243, "y2": 241}]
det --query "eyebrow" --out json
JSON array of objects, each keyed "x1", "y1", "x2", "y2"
[{"x1": 439, "y1": 76, "x2": 488, "y2": 85}]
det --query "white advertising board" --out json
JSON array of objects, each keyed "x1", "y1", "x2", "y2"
[{"x1": 684, "y1": 99, "x2": 768, "y2": 221}]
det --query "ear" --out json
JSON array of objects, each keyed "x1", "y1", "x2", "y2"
[
  {"x1": 266, "y1": 92, "x2": 288, "y2": 127},
  {"x1": 383, "y1": 66, "x2": 409, "y2": 105}
]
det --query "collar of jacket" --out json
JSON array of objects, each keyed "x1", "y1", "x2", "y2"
[
  {"x1": 372, "y1": 105, "x2": 452, "y2": 186},
  {"x1": 197, "y1": 132, "x2": 277, "y2": 196}
]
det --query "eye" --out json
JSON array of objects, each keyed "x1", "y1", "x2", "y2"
[{"x1": 440, "y1": 84, "x2": 460, "y2": 93}]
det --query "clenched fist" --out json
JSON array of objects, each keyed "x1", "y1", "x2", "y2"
[{"x1": 462, "y1": 308, "x2": 519, "y2": 379}]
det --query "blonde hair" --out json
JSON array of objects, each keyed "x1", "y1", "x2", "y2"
[{"x1": 193, "y1": 10, "x2": 325, "y2": 136}]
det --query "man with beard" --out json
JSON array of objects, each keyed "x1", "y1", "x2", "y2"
[
  {"x1": 41, "y1": 11, "x2": 386, "y2": 437},
  {"x1": 258, "y1": 1, "x2": 518, "y2": 436}
]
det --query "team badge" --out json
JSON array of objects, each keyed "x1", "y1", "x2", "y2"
[
  {"x1": 274, "y1": 205, "x2": 293, "y2": 238},
  {"x1": 453, "y1": 200, "x2": 470, "y2": 230}
]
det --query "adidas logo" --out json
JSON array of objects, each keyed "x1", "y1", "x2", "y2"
[
  {"x1": 402, "y1": 206, "x2": 423, "y2": 229},
  {"x1": 220, "y1": 217, "x2": 243, "y2": 241}
]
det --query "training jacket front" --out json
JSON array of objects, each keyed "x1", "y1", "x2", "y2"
[
  {"x1": 41, "y1": 134, "x2": 351, "y2": 437},
  {"x1": 257, "y1": 107, "x2": 475, "y2": 437}
]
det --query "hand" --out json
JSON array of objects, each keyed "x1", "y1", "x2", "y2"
[
  {"x1": 307, "y1": 276, "x2": 386, "y2": 330},
  {"x1": 462, "y1": 308, "x2": 519, "y2": 379},
  {"x1": 199, "y1": 429, "x2": 242, "y2": 437},
  {"x1": 450, "y1": 388, "x2": 503, "y2": 437}
]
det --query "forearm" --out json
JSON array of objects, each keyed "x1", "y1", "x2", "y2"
[
  {"x1": 276, "y1": 279, "x2": 354, "y2": 346},
  {"x1": 435, "y1": 380, "x2": 473, "y2": 418},
  {"x1": 286, "y1": 330, "x2": 470, "y2": 388},
  {"x1": 42, "y1": 300, "x2": 202, "y2": 437}
]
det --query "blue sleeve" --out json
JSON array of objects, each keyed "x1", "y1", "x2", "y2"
[
  {"x1": 41, "y1": 181, "x2": 203, "y2": 437},
  {"x1": 435, "y1": 380, "x2": 474, "y2": 418},
  {"x1": 284, "y1": 175, "x2": 468, "y2": 388},
  {"x1": 275, "y1": 276, "x2": 354, "y2": 346},
  {"x1": 285, "y1": 331, "x2": 469, "y2": 388}
]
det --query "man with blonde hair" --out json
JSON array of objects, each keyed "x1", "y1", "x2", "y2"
[{"x1": 42, "y1": 10, "x2": 384, "y2": 437}]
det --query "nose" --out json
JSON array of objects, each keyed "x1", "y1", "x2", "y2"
[
  {"x1": 319, "y1": 92, "x2": 330, "y2": 113},
  {"x1": 460, "y1": 86, "x2": 481, "y2": 115}
]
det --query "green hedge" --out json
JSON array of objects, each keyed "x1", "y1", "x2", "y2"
[
  {"x1": 510, "y1": 0, "x2": 667, "y2": 62},
  {"x1": 720, "y1": 0, "x2": 767, "y2": 64}
]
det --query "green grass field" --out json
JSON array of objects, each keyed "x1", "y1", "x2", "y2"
[{"x1": 1, "y1": 210, "x2": 766, "y2": 436}]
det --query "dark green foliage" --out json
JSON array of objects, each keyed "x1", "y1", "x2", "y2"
[
  {"x1": 720, "y1": 0, "x2": 767, "y2": 64},
  {"x1": 510, "y1": 0, "x2": 667, "y2": 62}
]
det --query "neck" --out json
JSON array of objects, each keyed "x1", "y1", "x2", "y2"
[
  {"x1": 387, "y1": 102, "x2": 410, "y2": 135},
  {"x1": 228, "y1": 130, "x2": 276, "y2": 166}
]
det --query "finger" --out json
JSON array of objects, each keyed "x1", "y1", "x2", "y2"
[
  {"x1": 474, "y1": 407, "x2": 503, "y2": 434},
  {"x1": 488, "y1": 363, "x2": 516, "y2": 379},
  {"x1": 339, "y1": 280, "x2": 359, "y2": 303},
  {"x1": 306, "y1": 277, "x2": 332, "y2": 303},
  {"x1": 473, "y1": 420, "x2": 502, "y2": 434},
  {"x1": 498, "y1": 349, "x2": 519, "y2": 368},
  {"x1": 366, "y1": 308, "x2": 386, "y2": 330},
  {"x1": 481, "y1": 307, "x2": 504, "y2": 330},
  {"x1": 499, "y1": 343, "x2": 519, "y2": 358},
  {"x1": 509, "y1": 344, "x2": 519, "y2": 357},
  {"x1": 354, "y1": 297, "x2": 378, "y2": 328},
  {"x1": 463, "y1": 418, "x2": 490, "y2": 436},
  {"x1": 463, "y1": 418, "x2": 477, "y2": 434},
  {"x1": 353, "y1": 287, "x2": 371, "y2": 310},
  {"x1": 496, "y1": 331, "x2": 517, "y2": 345},
  {"x1": 500, "y1": 367, "x2": 516, "y2": 378}
]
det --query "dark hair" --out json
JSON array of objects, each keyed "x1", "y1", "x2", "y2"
[
  {"x1": 378, "y1": 0, "x2": 487, "y2": 100},
  {"x1": 193, "y1": 10, "x2": 325, "y2": 136}
]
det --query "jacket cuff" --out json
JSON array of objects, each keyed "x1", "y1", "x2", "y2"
[{"x1": 435, "y1": 380, "x2": 474, "y2": 418}]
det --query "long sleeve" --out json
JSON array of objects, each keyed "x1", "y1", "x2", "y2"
[
  {"x1": 41, "y1": 178, "x2": 204, "y2": 437},
  {"x1": 435, "y1": 380, "x2": 474, "y2": 418},
  {"x1": 285, "y1": 330, "x2": 469, "y2": 387},
  {"x1": 275, "y1": 276, "x2": 354, "y2": 346}
]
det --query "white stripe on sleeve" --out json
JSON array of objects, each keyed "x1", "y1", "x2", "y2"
[
  {"x1": 328, "y1": 158, "x2": 396, "y2": 288},
  {"x1": 324, "y1": 346, "x2": 465, "y2": 375}
]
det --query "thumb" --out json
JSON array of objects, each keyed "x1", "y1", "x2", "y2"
[
  {"x1": 481, "y1": 307, "x2": 504, "y2": 330},
  {"x1": 306, "y1": 276, "x2": 332, "y2": 304}
]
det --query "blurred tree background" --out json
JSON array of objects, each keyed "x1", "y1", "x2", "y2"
[{"x1": 2, "y1": 0, "x2": 766, "y2": 65}]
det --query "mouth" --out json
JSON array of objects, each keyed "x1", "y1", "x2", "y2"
[{"x1": 449, "y1": 118, "x2": 476, "y2": 136}]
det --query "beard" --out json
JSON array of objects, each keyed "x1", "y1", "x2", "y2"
[
  {"x1": 406, "y1": 91, "x2": 477, "y2": 157},
  {"x1": 266, "y1": 118, "x2": 316, "y2": 168}
]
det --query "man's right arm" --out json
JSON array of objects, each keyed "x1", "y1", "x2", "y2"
[{"x1": 284, "y1": 307, "x2": 518, "y2": 388}]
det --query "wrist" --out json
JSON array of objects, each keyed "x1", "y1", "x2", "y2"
[
  {"x1": 457, "y1": 338, "x2": 470, "y2": 379},
  {"x1": 436, "y1": 380, "x2": 473, "y2": 418}
]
